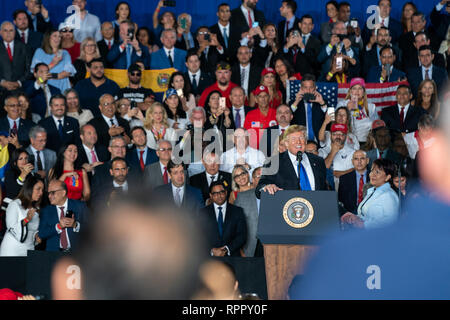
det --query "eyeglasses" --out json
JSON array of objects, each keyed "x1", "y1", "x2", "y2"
[
  {"x1": 211, "y1": 190, "x2": 226, "y2": 196},
  {"x1": 234, "y1": 172, "x2": 248, "y2": 179},
  {"x1": 6, "y1": 104, "x2": 20, "y2": 108},
  {"x1": 60, "y1": 29, "x2": 74, "y2": 33},
  {"x1": 48, "y1": 189, "x2": 64, "y2": 196},
  {"x1": 120, "y1": 104, "x2": 131, "y2": 108},
  {"x1": 158, "y1": 148, "x2": 172, "y2": 152},
  {"x1": 102, "y1": 102, "x2": 114, "y2": 107}
]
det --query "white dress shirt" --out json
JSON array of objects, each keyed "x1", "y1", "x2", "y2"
[
  {"x1": 102, "y1": 114, "x2": 118, "y2": 127},
  {"x1": 398, "y1": 103, "x2": 410, "y2": 122},
  {"x1": 29, "y1": 145, "x2": 45, "y2": 171},
  {"x1": 421, "y1": 65, "x2": 433, "y2": 80},
  {"x1": 206, "y1": 172, "x2": 218, "y2": 186},
  {"x1": 113, "y1": 180, "x2": 128, "y2": 192},
  {"x1": 82, "y1": 144, "x2": 98, "y2": 164},
  {"x1": 287, "y1": 150, "x2": 316, "y2": 190},
  {"x1": 3, "y1": 41, "x2": 14, "y2": 57},
  {"x1": 54, "y1": 198, "x2": 80, "y2": 249},
  {"x1": 232, "y1": 106, "x2": 246, "y2": 128},
  {"x1": 171, "y1": 184, "x2": 184, "y2": 205}
]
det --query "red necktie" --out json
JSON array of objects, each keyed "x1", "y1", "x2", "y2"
[
  {"x1": 163, "y1": 166, "x2": 168, "y2": 184},
  {"x1": 399, "y1": 106, "x2": 405, "y2": 130},
  {"x1": 281, "y1": 128, "x2": 285, "y2": 135},
  {"x1": 425, "y1": 69, "x2": 430, "y2": 80},
  {"x1": 293, "y1": 48, "x2": 299, "y2": 64},
  {"x1": 139, "y1": 150, "x2": 145, "y2": 172},
  {"x1": 248, "y1": 10, "x2": 253, "y2": 28},
  {"x1": 381, "y1": 19, "x2": 385, "y2": 27},
  {"x1": 21, "y1": 32, "x2": 25, "y2": 43},
  {"x1": 108, "y1": 40, "x2": 111, "y2": 50},
  {"x1": 6, "y1": 43, "x2": 13, "y2": 62},
  {"x1": 11, "y1": 121, "x2": 18, "y2": 136},
  {"x1": 91, "y1": 149, "x2": 98, "y2": 163},
  {"x1": 357, "y1": 175, "x2": 364, "y2": 204},
  {"x1": 59, "y1": 207, "x2": 68, "y2": 250}
]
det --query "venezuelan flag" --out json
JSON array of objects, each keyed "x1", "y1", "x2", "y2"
[{"x1": 0, "y1": 144, "x2": 10, "y2": 183}]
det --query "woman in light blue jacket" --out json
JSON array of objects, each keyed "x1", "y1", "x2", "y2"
[{"x1": 341, "y1": 159, "x2": 399, "y2": 229}]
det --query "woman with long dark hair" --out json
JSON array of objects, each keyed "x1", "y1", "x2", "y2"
[
  {"x1": 4, "y1": 148, "x2": 35, "y2": 207},
  {"x1": 162, "y1": 88, "x2": 188, "y2": 130},
  {"x1": 401, "y1": 2, "x2": 417, "y2": 34},
  {"x1": 113, "y1": 1, "x2": 131, "y2": 41},
  {"x1": 0, "y1": 175, "x2": 44, "y2": 256},
  {"x1": 168, "y1": 71, "x2": 196, "y2": 112},
  {"x1": 274, "y1": 57, "x2": 301, "y2": 103},
  {"x1": 48, "y1": 144, "x2": 90, "y2": 201},
  {"x1": 137, "y1": 26, "x2": 158, "y2": 54},
  {"x1": 64, "y1": 88, "x2": 94, "y2": 127}
]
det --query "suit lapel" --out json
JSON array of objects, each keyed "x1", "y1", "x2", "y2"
[
  {"x1": 306, "y1": 153, "x2": 318, "y2": 189},
  {"x1": 350, "y1": 171, "x2": 357, "y2": 207}
]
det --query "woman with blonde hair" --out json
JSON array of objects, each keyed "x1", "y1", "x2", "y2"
[
  {"x1": 71, "y1": 37, "x2": 101, "y2": 86},
  {"x1": 229, "y1": 165, "x2": 252, "y2": 204},
  {"x1": 414, "y1": 79, "x2": 440, "y2": 119},
  {"x1": 336, "y1": 78, "x2": 379, "y2": 144},
  {"x1": 249, "y1": 68, "x2": 282, "y2": 109},
  {"x1": 143, "y1": 102, "x2": 176, "y2": 149}
]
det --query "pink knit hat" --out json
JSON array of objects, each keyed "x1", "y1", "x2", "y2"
[{"x1": 350, "y1": 77, "x2": 366, "y2": 88}]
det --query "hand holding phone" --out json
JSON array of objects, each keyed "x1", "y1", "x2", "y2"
[
  {"x1": 219, "y1": 97, "x2": 226, "y2": 109},
  {"x1": 335, "y1": 56, "x2": 343, "y2": 70},
  {"x1": 327, "y1": 107, "x2": 335, "y2": 122}
]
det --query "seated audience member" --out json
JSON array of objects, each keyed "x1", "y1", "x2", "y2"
[
  {"x1": 24, "y1": 62, "x2": 61, "y2": 119},
  {"x1": 26, "y1": 125, "x2": 56, "y2": 178},
  {"x1": 220, "y1": 128, "x2": 266, "y2": 176},
  {"x1": 38, "y1": 94, "x2": 81, "y2": 152},
  {"x1": 107, "y1": 20, "x2": 150, "y2": 69},
  {"x1": 291, "y1": 74, "x2": 327, "y2": 143},
  {"x1": 116, "y1": 98, "x2": 144, "y2": 128},
  {"x1": 323, "y1": 52, "x2": 352, "y2": 83},
  {"x1": 195, "y1": 26, "x2": 225, "y2": 76},
  {"x1": 143, "y1": 102, "x2": 176, "y2": 150},
  {"x1": 30, "y1": 29, "x2": 76, "y2": 93},
  {"x1": 162, "y1": 88, "x2": 188, "y2": 130},
  {"x1": 414, "y1": 79, "x2": 440, "y2": 119},
  {"x1": 97, "y1": 22, "x2": 115, "y2": 68},
  {"x1": 3, "y1": 148, "x2": 34, "y2": 208},
  {"x1": 229, "y1": 164, "x2": 252, "y2": 204},
  {"x1": 64, "y1": 0, "x2": 101, "y2": 43},
  {"x1": 87, "y1": 94, "x2": 131, "y2": 149},
  {"x1": 196, "y1": 260, "x2": 240, "y2": 300},
  {"x1": 230, "y1": 86, "x2": 251, "y2": 130},
  {"x1": 136, "y1": 26, "x2": 158, "y2": 54},
  {"x1": 231, "y1": 45, "x2": 262, "y2": 98},
  {"x1": 318, "y1": 124, "x2": 355, "y2": 183},
  {"x1": 48, "y1": 144, "x2": 90, "y2": 201},
  {"x1": 262, "y1": 104, "x2": 293, "y2": 158},
  {"x1": 256, "y1": 125, "x2": 327, "y2": 199},
  {"x1": 274, "y1": 56, "x2": 301, "y2": 103},
  {"x1": 91, "y1": 136, "x2": 127, "y2": 190},
  {"x1": 117, "y1": 64, "x2": 156, "y2": 110},
  {"x1": 336, "y1": 78, "x2": 378, "y2": 144},
  {"x1": 403, "y1": 113, "x2": 435, "y2": 160},
  {"x1": 366, "y1": 122, "x2": 403, "y2": 166},
  {"x1": 71, "y1": 37, "x2": 100, "y2": 86},
  {"x1": 0, "y1": 21, "x2": 32, "y2": 109},
  {"x1": 381, "y1": 85, "x2": 426, "y2": 134},
  {"x1": 189, "y1": 152, "x2": 232, "y2": 205},
  {"x1": 143, "y1": 139, "x2": 173, "y2": 190},
  {"x1": 0, "y1": 176, "x2": 44, "y2": 257},
  {"x1": 126, "y1": 126, "x2": 158, "y2": 175},
  {"x1": 0, "y1": 95, "x2": 34, "y2": 148},
  {"x1": 317, "y1": 21, "x2": 359, "y2": 81},
  {"x1": 17, "y1": 92, "x2": 40, "y2": 124},
  {"x1": 338, "y1": 150, "x2": 370, "y2": 215},
  {"x1": 64, "y1": 89, "x2": 94, "y2": 127},
  {"x1": 59, "y1": 23, "x2": 80, "y2": 64},
  {"x1": 366, "y1": 46, "x2": 405, "y2": 83},
  {"x1": 184, "y1": 50, "x2": 214, "y2": 99},
  {"x1": 154, "y1": 160, "x2": 203, "y2": 214},
  {"x1": 168, "y1": 71, "x2": 196, "y2": 112},
  {"x1": 318, "y1": 106, "x2": 360, "y2": 151},
  {"x1": 341, "y1": 159, "x2": 399, "y2": 229},
  {"x1": 406, "y1": 45, "x2": 448, "y2": 97},
  {"x1": 150, "y1": 29, "x2": 187, "y2": 72},
  {"x1": 13, "y1": 9, "x2": 43, "y2": 56},
  {"x1": 249, "y1": 68, "x2": 282, "y2": 109},
  {"x1": 202, "y1": 181, "x2": 247, "y2": 257},
  {"x1": 38, "y1": 179, "x2": 88, "y2": 252},
  {"x1": 251, "y1": 166, "x2": 262, "y2": 187},
  {"x1": 74, "y1": 58, "x2": 121, "y2": 118},
  {"x1": 77, "y1": 124, "x2": 109, "y2": 178}
]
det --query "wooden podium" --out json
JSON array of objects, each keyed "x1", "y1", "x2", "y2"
[{"x1": 257, "y1": 191, "x2": 339, "y2": 300}]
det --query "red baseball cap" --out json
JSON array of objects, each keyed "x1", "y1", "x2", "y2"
[
  {"x1": 331, "y1": 123, "x2": 348, "y2": 134},
  {"x1": 371, "y1": 119, "x2": 386, "y2": 130},
  {"x1": 253, "y1": 85, "x2": 269, "y2": 96},
  {"x1": 261, "y1": 68, "x2": 276, "y2": 77}
]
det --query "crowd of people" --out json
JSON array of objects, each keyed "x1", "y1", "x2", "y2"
[{"x1": 0, "y1": 0, "x2": 448, "y2": 297}]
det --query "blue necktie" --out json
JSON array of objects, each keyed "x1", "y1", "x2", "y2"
[
  {"x1": 306, "y1": 103, "x2": 314, "y2": 141},
  {"x1": 58, "y1": 120, "x2": 63, "y2": 138},
  {"x1": 191, "y1": 74, "x2": 198, "y2": 92},
  {"x1": 235, "y1": 110, "x2": 241, "y2": 128},
  {"x1": 126, "y1": 45, "x2": 132, "y2": 69},
  {"x1": 298, "y1": 160, "x2": 312, "y2": 191},
  {"x1": 217, "y1": 206, "x2": 224, "y2": 238},
  {"x1": 223, "y1": 27, "x2": 228, "y2": 49},
  {"x1": 302, "y1": 35, "x2": 307, "y2": 46}
]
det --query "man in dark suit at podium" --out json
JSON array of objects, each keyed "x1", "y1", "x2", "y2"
[{"x1": 256, "y1": 124, "x2": 327, "y2": 199}]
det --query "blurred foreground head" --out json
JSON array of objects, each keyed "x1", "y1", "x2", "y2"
[{"x1": 52, "y1": 191, "x2": 207, "y2": 300}]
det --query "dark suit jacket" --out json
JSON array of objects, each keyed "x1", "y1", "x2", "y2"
[
  {"x1": 107, "y1": 42, "x2": 150, "y2": 69},
  {"x1": 97, "y1": 39, "x2": 113, "y2": 68},
  {"x1": 256, "y1": 151, "x2": 327, "y2": 198},
  {"x1": 0, "y1": 40, "x2": 31, "y2": 85},
  {"x1": 209, "y1": 23, "x2": 235, "y2": 63},
  {"x1": 189, "y1": 171, "x2": 232, "y2": 203},
  {"x1": 361, "y1": 45, "x2": 402, "y2": 78},
  {"x1": 38, "y1": 199, "x2": 88, "y2": 252},
  {"x1": 196, "y1": 45, "x2": 226, "y2": 76},
  {"x1": 230, "y1": 63, "x2": 263, "y2": 96},
  {"x1": 338, "y1": 170, "x2": 369, "y2": 215},
  {"x1": 15, "y1": 29, "x2": 43, "y2": 55},
  {"x1": 366, "y1": 66, "x2": 405, "y2": 83},
  {"x1": 201, "y1": 203, "x2": 247, "y2": 256},
  {"x1": 184, "y1": 71, "x2": 214, "y2": 96},
  {"x1": 362, "y1": 17, "x2": 402, "y2": 44},
  {"x1": 430, "y1": 7, "x2": 450, "y2": 41},
  {"x1": 76, "y1": 143, "x2": 110, "y2": 180},
  {"x1": 0, "y1": 117, "x2": 34, "y2": 147},
  {"x1": 23, "y1": 80, "x2": 61, "y2": 118},
  {"x1": 406, "y1": 65, "x2": 448, "y2": 97},
  {"x1": 317, "y1": 44, "x2": 360, "y2": 79},
  {"x1": 402, "y1": 49, "x2": 446, "y2": 71},
  {"x1": 283, "y1": 35, "x2": 321, "y2": 77},
  {"x1": 126, "y1": 146, "x2": 158, "y2": 174},
  {"x1": 90, "y1": 179, "x2": 137, "y2": 207},
  {"x1": 292, "y1": 101, "x2": 325, "y2": 142},
  {"x1": 38, "y1": 116, "x2": 81, "y2": 152},
  {"x1": 154, "y1": 183, "x2": 203, "y2": 215},
  {"x1": 26, "y1": 12, "x2": 52, "y2": 34},
  {"x1": 229, "y1": 7, "x2": 266, "y2": 57},
  {"x1": 277, "y1": 17, "x2": 301, "y2": 47},
  {"x1": 381, "y1": 104, "x2": 426, "y2": 133},
  {"x1": 399, "y1": 31, "x2": 442, "y2": 69},
  {"x1": 87, "y1": 116, "x2": 130, "y2": 149}
]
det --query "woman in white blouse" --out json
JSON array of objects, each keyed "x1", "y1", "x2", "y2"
[
  {"x1": 337, "y1": 78, "x2": 378, "y2": 144},
  {"x1": 143, "y1": 102, "x2": 176, "y2": 150},
  {"x1": 64, "y1": 88, "x2": 94, "y2": 127},
  {"x1": 0, "y1": 176, "x2": 45, "y2": 257}
]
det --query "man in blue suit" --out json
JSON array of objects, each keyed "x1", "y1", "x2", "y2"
[
  {"x1": 38, "y1": 94, "x2": 81, "y2": 152},
  {"x1": 407, "y1": 45, "x2": 448, "y2": 97},
  {"x1": 150, "y1": 29, "x2": 187, "y2": 73},
  {"x1": 126, "y1": 126, "x2": 158, "y2": 176},
  {"x1": 107, "y1": 20, "x2": 150, "y2": 69},
  {"x1": 39, "y1": 180, "x2": 88, "y2": 252},
  {"x1": 366, "y1": 46, "x2": 405, "y2": 83}
]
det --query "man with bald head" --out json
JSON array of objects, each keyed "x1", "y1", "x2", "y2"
[
  {"x1": 0, "y1": 21, "x2": 31, "y2": 112},
  {"x1": 97, "y1": 22, "x2": 115, "y2": 68},
  {"x1": 77, "y1": 124, "x2": 109, "y2": 178}
]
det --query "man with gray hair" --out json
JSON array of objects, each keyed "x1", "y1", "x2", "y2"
[
  {"x1": 144, "y1": 139, "x2": 174, "y2": 190},
  {"x1": 26, "y1": 125, "x2": 56, "y2": 178},
  {"x1": 150, "y1": 29, "x2": 187, "y2": 72}
]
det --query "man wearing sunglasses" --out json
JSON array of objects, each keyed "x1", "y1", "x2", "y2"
[{"x1": 117, "y1": 63, "x2": 155, "y2": 112}]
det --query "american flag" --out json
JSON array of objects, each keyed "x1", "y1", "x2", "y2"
[{"x1": 288, "y1": 80, "x2": 409, "y2": 115}]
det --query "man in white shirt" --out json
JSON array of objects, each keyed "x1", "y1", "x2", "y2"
[{"x1": 79, "y1": 124, "x2": 106, "y2": 176}]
